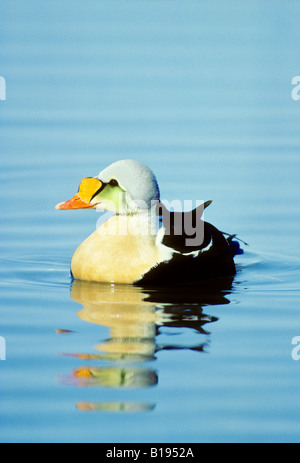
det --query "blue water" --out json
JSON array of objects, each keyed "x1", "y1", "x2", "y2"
[{"x1": 1, "y1": 0, "x2": 300, "y2": 443}]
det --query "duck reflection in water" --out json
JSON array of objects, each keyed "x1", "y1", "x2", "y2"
[{"x1": 64, "y1": 277, "x2": 233, "y2": 412}]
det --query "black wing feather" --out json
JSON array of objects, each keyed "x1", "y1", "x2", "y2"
[{"x1": 138, "y1": 201, "x2": 236, "y2": 286}]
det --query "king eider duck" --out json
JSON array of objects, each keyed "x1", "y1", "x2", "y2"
[{"x1": 56, "y1": 160, "x2": 240, "y2": 285}]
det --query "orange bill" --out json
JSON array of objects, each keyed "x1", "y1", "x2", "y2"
[{"x1": 55, "y1": 177, "x2": 102, "y2": 210}]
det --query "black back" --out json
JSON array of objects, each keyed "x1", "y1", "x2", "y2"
[{"x1": 138, "y1": 201, "x2": 236, "y2": 285}]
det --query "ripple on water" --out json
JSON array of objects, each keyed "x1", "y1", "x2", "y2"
[
  {"x1": 0, "y1": 249, "x2": 299, "y2": 292},
  {"x1": 234, "y1": 250, "x2": 300, "y2": 291},
  {"x1": 0, "y1": 254, "x2": 72, "y2": 289}
]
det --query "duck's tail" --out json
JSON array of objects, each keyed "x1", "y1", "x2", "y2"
[{"x1": 221, "y1": 232, "x2": 248, "y2": 257}]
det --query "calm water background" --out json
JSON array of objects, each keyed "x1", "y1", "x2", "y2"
[{"x1": 1, "y1": 0, "x2": 300, "y2": 443}]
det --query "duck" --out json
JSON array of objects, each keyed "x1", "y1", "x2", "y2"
[{"x1": 56, "y1": 159, "x2": 240, "y2": 285}]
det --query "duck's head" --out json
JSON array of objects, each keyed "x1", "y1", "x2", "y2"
[{"x1": 56, "y1": 159, "x2": 160, "y2": 214}]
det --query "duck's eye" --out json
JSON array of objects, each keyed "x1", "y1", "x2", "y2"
[{"x1": 109, "y1": 179, "x2": 119, "y2": 187}]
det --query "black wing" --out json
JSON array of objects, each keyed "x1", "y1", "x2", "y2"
[
  {"x1": 138, "y1": 201, "x2": 237, "y2": 285},
  {"x1": 156, "y1": 200, "x2": 213, "y2": 253}
]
